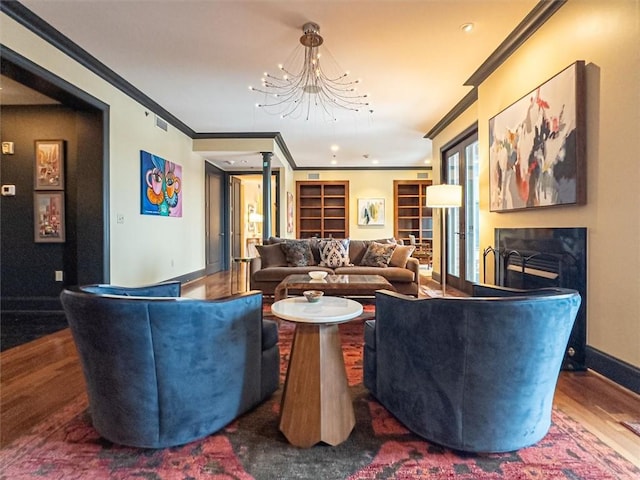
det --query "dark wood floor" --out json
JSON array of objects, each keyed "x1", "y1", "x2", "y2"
[{"x1": 1, "y1": 270, "x2": 639, "y2": 467}]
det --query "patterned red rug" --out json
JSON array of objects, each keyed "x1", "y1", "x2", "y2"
[{"x1": 1, "y1": 316, "x2": 638, "y2": 479}]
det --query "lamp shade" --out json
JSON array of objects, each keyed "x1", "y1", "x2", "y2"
[{"x1": 426, "y1": 184, "x2": 462, "y2": 208}]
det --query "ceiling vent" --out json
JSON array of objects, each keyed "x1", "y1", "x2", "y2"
[
  {"x1": 417, "y1": 172, "x2": 429, "y2": 179},
  {"x1": 308, "y1": 173, "x2": 320, "y2": 180}
]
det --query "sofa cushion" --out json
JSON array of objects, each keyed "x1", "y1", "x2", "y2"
[
  {"x1": 255, "y1": 243, "x2": 288, "y2": 268},
  {"x1": 389, "y1": 245, "x2": 416, "y2": 268},
  {"x1": 280, "y1": 240, "x2": 315, "y2": 267},
  {"x1": 319, "y1": 239, "x2": 351, "y2": 268},
  {"x1": 335, "y1": 266, "x2": 415, "y2": 282},
  {"x1": 360, "y1": 241, "x2": 396, "y2": 267},
  {"x1": 253, "y1": 266, "x2": 333, "y2": 282}
]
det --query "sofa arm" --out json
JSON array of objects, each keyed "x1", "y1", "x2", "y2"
[
  {"x1": 406, "y1": 257, "x2": 420, "y2": 282},
  {"x1": 250, "y1": 256, "x2": 262, "y2": 275}
]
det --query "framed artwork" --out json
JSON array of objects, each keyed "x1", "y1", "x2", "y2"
[
  {"x1": 489, "y1": 61, "x2": 586, "y2": 212},
  {"x1": 286, "y1": 191, "x2": 294, "y2": 233},
  {"x1": 140, "y1": 150, "x2": 183, "y2": 217},
  {"x1": 358, "y1": 198, "x2": 385, "y2": 226},
  {"x1": 34, "y1": 140, "x2": 65, "y2": 190},
  {"x1": 34, "y1": 192, "x2": 65, "y2": 243}
]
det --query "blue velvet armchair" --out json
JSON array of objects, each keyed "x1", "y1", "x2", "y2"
[
  {"x1": 364, "y1": 284, "x2": 581, "y2": 453},
  {"x1": 61, "y1": 282, "x2": 279, "y2": 448}
]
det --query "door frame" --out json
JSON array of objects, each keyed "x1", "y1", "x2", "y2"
[{"x1": 441, "y1": 124, "x2": 479, "y2": 294}]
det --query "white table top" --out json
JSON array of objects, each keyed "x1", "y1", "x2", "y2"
[{"x1": 271, "y1": 296, "x2": 363, "y2": 325}]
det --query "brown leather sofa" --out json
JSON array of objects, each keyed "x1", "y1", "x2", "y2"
[{"x1": 250, "y1": 237, "x2": 420, "y2": 297}]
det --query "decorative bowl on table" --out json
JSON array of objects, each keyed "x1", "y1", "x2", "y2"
[
  {"x1": 303, "y1": 290, "x2": 324, "y2": 303},
  {"x1": 308, "y1": 271, "x2": 328, "y2": 280}
]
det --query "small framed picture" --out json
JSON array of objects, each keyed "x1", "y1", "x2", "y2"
[
  {"x1": 358, "y1": 198, "x2": 385, "y2": 226},
  {"x1": 34, "y1": 192, "x2": 65, "y2": 243},
  {"x1": 34, "y1": 140, "x2": 65, "y2": 190}
]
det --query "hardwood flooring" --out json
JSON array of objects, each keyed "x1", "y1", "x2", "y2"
[{"x1": 1, "y1": 270, "x2": 639, "y2": 467}]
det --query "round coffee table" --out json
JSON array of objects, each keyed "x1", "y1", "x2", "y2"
[{"x1": 271, "y1": 296, "x2": 363, "y2": 448}]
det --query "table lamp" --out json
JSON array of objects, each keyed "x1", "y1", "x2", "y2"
[{"x1": 426, "y1": 184, "x2": 462, "y2": 297}]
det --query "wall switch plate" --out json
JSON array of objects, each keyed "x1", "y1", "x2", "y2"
[
  {"x1": 116, "y1": 214, "x2": 125, "y2": 224},
  {"x1": 1, "y1": 185, "x2": 16, "y2": 196},
  {"x1": 55, "y1": 270, "x2": 64, "y2": 282},
  {"x1": 1, "y1": 142, "x2": 15, "y2": 155}
]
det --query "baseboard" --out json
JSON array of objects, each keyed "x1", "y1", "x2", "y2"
[
  {"x1": 167, "y1": 268, "x2": 208, "y2": 286},
  {"x1": 1, "y1": 296, "x2": 62, "y2": 312},
  {"x1": 586, "y1": 346, "x2": 640, "y2": 394}
]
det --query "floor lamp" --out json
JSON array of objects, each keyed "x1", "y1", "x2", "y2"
[{"x1": 426, "y1": 184, "x2": 462, "y2": 297}]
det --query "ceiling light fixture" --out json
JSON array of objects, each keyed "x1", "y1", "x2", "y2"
[
  {"x1": 250, "y1": 22, "x2": 372, "y2": 121},
  {"x1": 461, "y1": 23, "x2": 474, "y2": 32}
]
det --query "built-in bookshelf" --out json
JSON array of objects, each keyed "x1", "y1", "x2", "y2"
[
  {"x1": 296, "y1": 181, "x2": 349, "y2": 239},
  {"x1": 394, "y1": 180, "x2": 433, "y2": 247}
]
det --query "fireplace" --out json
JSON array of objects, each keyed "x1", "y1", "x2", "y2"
[{"x1": 484, "y1": 228, "x2": 587, "y2": 370}]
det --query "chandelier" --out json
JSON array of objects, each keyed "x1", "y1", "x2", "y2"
[{"x1": 250, "y1": 22, "x2": 372, "y2": 121}]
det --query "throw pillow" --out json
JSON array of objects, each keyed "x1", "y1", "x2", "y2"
[
  {"x1": 389, "y1": 245, "x2": 415, "y2": 268},
  {"x1": 280, "y1": 240, "x2": 314, "y2": 267},
  {"x1": 255, "y1": 243, "x2": 287, "y2": 268},
  {"x1": 319, "y1": 238, "x2": 351, "y2": 268},
  {"x1": 360, "y1": 241, "x2": 397, "y2": 268}
]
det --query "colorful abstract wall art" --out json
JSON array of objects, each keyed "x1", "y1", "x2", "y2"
[
  {"x1": 489, "y1": 61, "x2": 585, "y2": 212},
  {"x1": 140, "y1": 151, "x2": 183, "y2": 217}
]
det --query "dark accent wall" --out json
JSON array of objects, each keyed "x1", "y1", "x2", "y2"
[{"x1": 1, "y1": 105, "x2": 104, "y2": 310}]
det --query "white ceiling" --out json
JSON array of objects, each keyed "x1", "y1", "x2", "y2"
[{"x1": 16, "y1": 0, "x2": 538, "y2": 170}]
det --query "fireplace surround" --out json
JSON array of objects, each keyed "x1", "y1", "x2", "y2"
[{"x1": 484, "y1": 227, "x2": 587, "y2": 370}]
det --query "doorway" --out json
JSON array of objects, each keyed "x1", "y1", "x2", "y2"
[
  {"x1": 205, "y1": 163, "x2": 224, "y2": 274},
  {"x1": 442, "y1": 127, "x2": 480, "y2": 294}
]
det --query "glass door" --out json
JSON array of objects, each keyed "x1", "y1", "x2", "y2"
[{"x1": 443, "y1": 130, "x2": 479, "y2": 294}]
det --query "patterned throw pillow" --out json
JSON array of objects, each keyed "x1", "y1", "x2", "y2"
[
  {"x1": 319, "y1": 239, "x2": 351, "y2": 268},
  {"x1": 360, "y1": 241, "x2": 397, "y2": 268},
  {"x1": 280, "y1": 240, "x2": 314, "y2": 267}
]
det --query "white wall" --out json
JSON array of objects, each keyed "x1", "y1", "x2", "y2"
[
  {"x1": 1, "y1": 13, "x2": 206, "y2": 286},
  {"x1": 293, "y1": 169, "x2": 432, "y2": 240},
  {"x1": 432, "y1": 0, "x2": 640, "y2": 368}
]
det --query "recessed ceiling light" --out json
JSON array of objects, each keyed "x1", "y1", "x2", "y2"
[
  {"x1": 424, "y1": 159, "x2": 431, "y2": 164},
  {"x1": 372, "y1": 159, "x2": 379, "y2": 165},
  {"x1": 331, "y1": 159, "x2": 337, "y2": 165},
  {"x1": 331, "y1": 144, "x2": 339, "y2": 152},
  {"x1": 461, "y1": 23, "x2": 474, "y2": 33}
]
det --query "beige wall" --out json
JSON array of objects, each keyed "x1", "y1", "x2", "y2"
[
  {"x1": 293, "y1": 170, "x2": 432, "y2": 240},
  {"x1": 1, "y1": 13, "x2": 206, "y2": 286},
  {"x1": 432, "y1": 0, "x2": 640, "y2": 367}
]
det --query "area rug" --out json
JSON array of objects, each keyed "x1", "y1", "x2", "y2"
[{"x1": 1, "y1": 319, "x2": 638, "y2": 480}]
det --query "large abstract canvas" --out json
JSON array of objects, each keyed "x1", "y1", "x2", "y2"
[
  {"x1": 140, "y1": 151, "x2": 182, "y2": 217},
  {"x1": 489, "y1": 62, "x2": 585, "y2": 212}
]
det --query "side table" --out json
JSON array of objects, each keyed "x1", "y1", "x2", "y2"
[
  {"x1": 271, "y1": 296, "x2": 363, "y2": 448},
  {"x1": 232, "y1": 257, "x2": 253, "y2": 293}
]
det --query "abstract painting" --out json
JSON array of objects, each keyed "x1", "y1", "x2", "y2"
[
  {"x1": 358, "y1": 198, "x2": 385, "y2": 225},
  {"x1": 286, "y1": 191, "x2": 294, "y2": 233},
  {"x1": 489, "y1": 61, "x2": 585, "y2": 212},
  {"x1": 140, "y1": 150, "x2": 182, "y2": 217}
]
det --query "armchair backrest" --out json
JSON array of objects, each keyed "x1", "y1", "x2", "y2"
[
  {"x1": 369, "y1": 286, "x2": 581, "y2": 452},
  {"x1": 61, "y1": 287, "x2": 267, "y2": 448}
]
